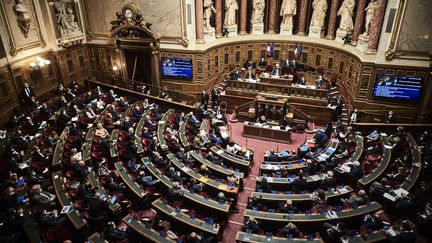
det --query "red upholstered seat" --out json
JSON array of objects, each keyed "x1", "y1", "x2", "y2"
[
  {"x1": 73, "y1": 200, "x2": 89, "y2": 211},
  {"x1": 45, "y1": 226, "x2": 72, "y2": 242}
]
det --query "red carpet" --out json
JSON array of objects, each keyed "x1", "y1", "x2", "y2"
[{"x1": 222, "y1": 120, "x2": 316, "y2": 242}]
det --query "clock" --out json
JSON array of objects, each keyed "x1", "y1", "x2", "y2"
[{"x1": 124, "y1": 8, "x2": 133, "y2": 18}]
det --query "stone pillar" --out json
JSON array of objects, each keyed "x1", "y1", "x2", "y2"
[
  {"x1": 267, "y1": 0, "x2": 277, "y2": 34},
  {"x1": 215, "y1": 0, "x2": 223, "y2": 38},
  {"x1": 297, "y1": 0, "x2": 308, "y2": 36},
  {"x1": 351, "y1": 0, "x2": 367, "y2": 45},
  {"x1": 239, "y1": 0, "x2": 248, "y2": 34},
  {"x1": 195, "y1": 0, "x2": 205, "y2": 43},
  {"x1": 326, "y1": 0, "x2": 339, "y2": 39},
  {"x1": 367, "y1": 0, "x2": 387, "y2": 51}
]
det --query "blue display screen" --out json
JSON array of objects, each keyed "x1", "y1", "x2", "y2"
[
  {"x1": 161, "y1": 57, "x2": 193, "y2": 79},
  {"x1": 372, "y1": 74, "x2": 423, "y2": 101}
]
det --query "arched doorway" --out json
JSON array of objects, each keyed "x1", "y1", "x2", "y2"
[{"x1": 109, "y1": 3, "x2": 161, "y2": 88}]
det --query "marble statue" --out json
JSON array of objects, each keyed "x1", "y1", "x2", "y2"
[
  {"x1": 363, "y1": 0, "x2": 376, "y2": 36},
  {"x1": 251, "y1": 0, "x2": 265, "y2": 24},
  {"x1": 224, "y1": 0, "x2": 238, "y2": 27},
  {"x1": 203, "y1": 0, "x2": 216, "y2": 30},
  {"x1": 280, "y1": 0, "x2": 297, "y2": 25},
  {"x1": 54, "y1": 0, "x2": 79, "y2": 34},
  {"x1": 337, "y1": 0, "x2": 355, "y2": 31},
  {"x1": 310, "y1": 0, "x2": 328, "y2": 28},
  {"x1": 14, "y1": 0, "x2": 30, "y2": 20}
]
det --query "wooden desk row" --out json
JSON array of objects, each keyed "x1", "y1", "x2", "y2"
[
  {"x1": 114, "y1": 162, "x2": 147, "y2": 199},
  {"x1": 142, "y1": 158, "x2": 230, "y2": 214},
  {"x1": 236, "y1": 231, "x2": 323, "y2": 243},
  {"x1": 179, "y1": 114, "x2": 191, "y2": 149},
  {"x1": 189, "y1": 151, "x2": 244, "y2": 179},
  {"x1": 52, "y1": 126, "x2": 70, "y2": 168},
  {"x1": 210, "y1": 146, "x2": 251, "y2": 171},
  {"x1": 250, "y1": 186, "x2": 353, "y2": 203},
  {"x1": 82, "y1": 127, "x2": 96, "y2": 162},
  {"x1": 358, "y1": 136, "x2": 391, "y2": 187},
  {"x1": 157, "y1": 109, "x2": 174, "y2": 152},
  {"x1": 122, "y1": 214, "x2": 173, "y2": 243},
  {"x1": 135, "y1": 109, "x2": 152, "y2": 154},
  {"x1": 52, "y1": 171, "x2": 88, "y2": 230},
  {"x1": 152, "y1": 198, "x2": 220, "y2": 236},
  {"x1": 244, "y1": 202, "x2": 382, "y2": 223},
  {"x1": 110, "y1": 129, "x2": 119, "y2": 158},
  {"x1": 166, "y1": 153, "x2": 239, "y2": 195},
  {"x1": 402, "y1": 133, "x2": 422, "y2": 191},
  {"x1": 347, "y1": 135, "x2": 364, "y2": 163}
]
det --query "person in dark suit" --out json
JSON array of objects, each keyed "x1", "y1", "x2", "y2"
[
  {"x1": 31, "y1": 184, "x2": 56, "y2": 206},
  {"x1": 40, "y1": 209, "x2": 66, "y2": 227},
  {"x1": 21, "y1": 82, "x2": 35, "y2": 103},
  {"x1": 271, "y1": 63, "x2": 282, "y2": 76},
  {"x1": 39, "y1": 103, "x2": 54, "y2": 118},
  {"x1": 132, "y1": 105, "x2": 143, "y2": 119},
  {"x1": 88, "y1": 196, "x2": 108, "y2": 219},
  {"x1": 211, "y1": 88, "x2": 220, "y2": 109},
  {"x1": 73, "y1": 161, "x2": 88, "y2": 180},
  {"x1": 267, "y1": 150, "x2": 279, "y2": 162},
  {"x1": 56, "y1": 84, "x2": 65, "y2": 95},
  {"x1": 14, "y1": 130, "x2": 29, "y2": 148},
  {"x1": 144, "y1": 115, "x2": 156, "y2": 130},
  {"x1": 348, "y1": 108, "x2": 360, "y2": 125},
  {"x1": 151, "y1": 105, "x2": 163, "y2": 120},
  {"x1": 258, "y1": 57, "x2": 267, "y2": 68},
  {"x1": 176, "y1": 112, "x2": 186, "y2": 125},
  {"x1": 65, "y1": 88, "x2": 76, "y2": 101},
  {"x1": 279, "y1": 199, "x2": 299, "y2": 213},
  {"x1": 292, "y1": 173, "x2": 307, "y2": 191},
  {"x1": 201, "y1": 90, "x2": 209, "y2": 110},
  {"x1": 297, "y1": 74, "x2": 306, "y2": 85},
  {"x1": 103, "y1": 222, "x2": 127, "y2": 242},
  {"x1": 142, "y1": 127, "x2": 154, "y2": 140},
  {"x1": 349, "y1": 161, "x2": 363, "y2": 180},
  {"x1": 231, "y1": 68, "x2": 241, "y2": 80},
  {"x1": 386, "y1": 110, "x2": 396, "y2": 123},
  {"x1": 57, "y1": 110, "x2": 71, "y2": 126}
]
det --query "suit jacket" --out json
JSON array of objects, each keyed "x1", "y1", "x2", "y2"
[
  {"x1": 32, "y1": 191, "x2": 52, "y2": 205},
  {"x1": 271, "y1": 67, "x2": 281, "y2": 76},
  {"x1": 21, "y1": 86, "x2": 35, "y2": 100}
]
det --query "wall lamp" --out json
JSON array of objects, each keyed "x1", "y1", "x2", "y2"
[{"x1": 30, "y1": 56, "x2": 51, "y2": 69}]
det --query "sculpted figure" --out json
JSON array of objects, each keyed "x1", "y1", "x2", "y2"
[
  {"x1": 310, "y1": 0, "x2": 328, "y2": 28},
  {"x1": 224, "y1": 0, "x2": 238, "y2": 27},
  {"x1": 251, "y1": 0, "x2": 265, "y2": 24},
  {"x1": 337, "y1": 0, "x2": 355, "y2": 31},
  {"x1": 203, "y1": 0, "x2": 216, "y2": 30},
  {"x1": 363, "y1": 0, "x2": 376, "y2": 36},
  {"x1": 280, "y1": 0, "x2": 297, "y2": 25},
  {"x1": 14, "y1": 0, "x2": 30, "y2": 20}
]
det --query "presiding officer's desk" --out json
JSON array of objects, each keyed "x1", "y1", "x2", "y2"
[
  {"x1": 243, "y1": 122, "x2": 292, "y2": 144},
  {"x1": 226, "y1": 79, "x2": 329, "y2": 100},
  {"x1": 142, "y1": 158, "x2": 231, "y2": 214},
  {"x1": 236, "y1": 231, "x2": 323, "y2": 243},
  {"x1": 259, "y1": 73, "x2": 294, "y2": 85}
]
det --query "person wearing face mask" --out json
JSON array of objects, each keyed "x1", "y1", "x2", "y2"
[{"x1": 1, "y1": 187, "x2": 18, "y2": 211}]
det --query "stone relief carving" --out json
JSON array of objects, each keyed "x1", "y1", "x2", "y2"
[
  {"x1": 54, "y1": 0, "x2": 80, "y2": 35},
  {"x1": 251, "y1": 0, "x2": 265, "y2": 24},
  {"x1": 310, "y1": 0, "x2": 327, "y2": 28},
  {"x1": 13, "y1": 0, "x2": 31, "y2": 37},
  {"x1": 362, "y1": 0, "x2": 376, "y2": 37},
  {"x1": 224, "y1": 0, "x2": 238, "y2": 27},
  {"x1": 280, "y1": 0, "x2": 297, "y2": 25},
  {"x1": 337, "y1": 0, "x2": 355, "y2": 32},
  {"x1": 203, "y1": 0, "x2": 216, "y2": 31}
]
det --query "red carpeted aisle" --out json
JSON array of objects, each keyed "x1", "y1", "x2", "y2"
[{"x1": 222, "y1": 120, "x2": 316, "y2": 243}]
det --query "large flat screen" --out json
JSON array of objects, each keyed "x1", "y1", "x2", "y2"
[
  {"x1": 161, "y1": 57, "x2": 193, "y2": 79},
  {"x1": 372, "y1": 74, "x2": 423, "y2": 101}
]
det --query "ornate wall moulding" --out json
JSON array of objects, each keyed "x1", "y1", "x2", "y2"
[{"x1": 0, "y1": 0, "x2": 45, "y2": 56}]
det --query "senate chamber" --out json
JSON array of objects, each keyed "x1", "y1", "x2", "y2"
[{"x1": 0, "y1": 0, "x2": 431, "y2": 243}]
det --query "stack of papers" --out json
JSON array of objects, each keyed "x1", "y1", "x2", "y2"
[{"x1": 325, "y1": 211, "x2": 338, "y2": 219}]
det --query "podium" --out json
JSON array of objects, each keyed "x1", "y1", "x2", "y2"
[{"x1": 255, "y1": 94, "x2": 287, "y2": 124}]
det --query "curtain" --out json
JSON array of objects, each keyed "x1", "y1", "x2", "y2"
[{"x1": 124, "y1": 49, "x2": 152, "y2": 85}]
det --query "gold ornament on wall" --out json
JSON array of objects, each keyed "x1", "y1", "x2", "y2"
[{"x1": 13, "y1": 0, "x2": 31, "y2": 37}]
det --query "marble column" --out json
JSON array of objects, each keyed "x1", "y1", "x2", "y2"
[
  {"x1": 297, "y1": 0, "x2": 308, "y2": 36},
  {"x1": 367, "y1": 0, "x2": 387, "y2": 51},
  {"x1": 239, "y1": 0, "x2": 248, "y2": 34},
  {"x1": 326, "y1": 0, "x2": 339, "y2": 39},
  {"x1": 195, "y1": 0, "x2": 205, "y2": 43},
  {"x1": 215, "y1": 0, "x2": 223, "y2": 38},
  {"x1": 351, "y1": 0, "x2": 367, "y2": 45},
  {"x1": 267, "y1": 0, "x2": 277, "y2": 34}
]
